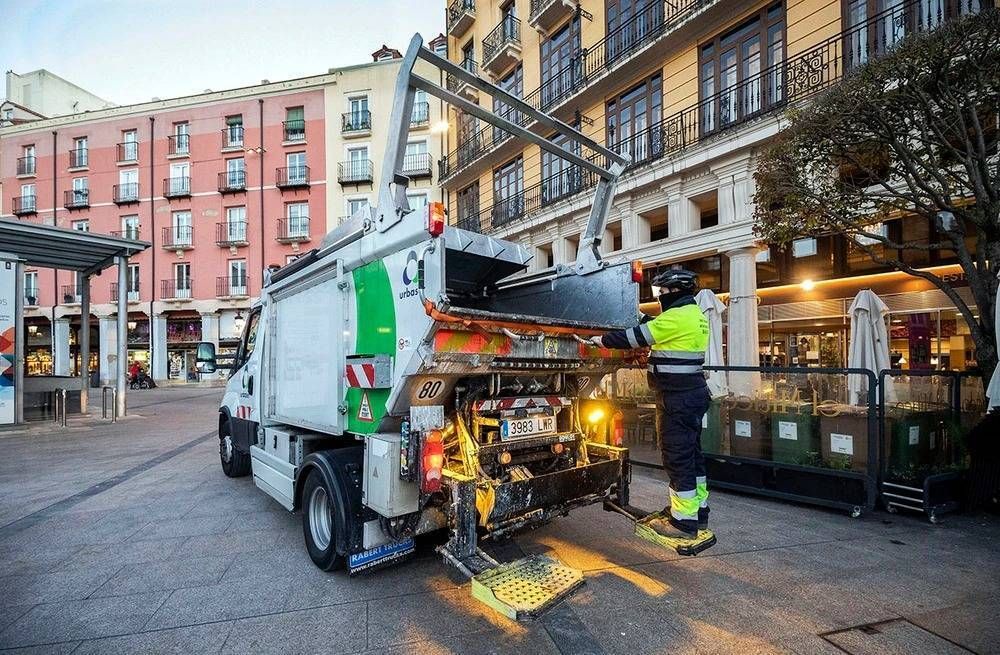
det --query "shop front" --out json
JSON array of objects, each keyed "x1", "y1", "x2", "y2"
[
  {"x1": 69, "y1": 321, "x2": 99, "y2": 381},
  {"x1": 24, "y1": 318, "x2": 52, "y2": 376},
  {"x1": 126, "y1": 315, "x2": 151, "y2": 375},
  {"x1": 166, "y1": 315, "x2": 202, "y2": 382}
]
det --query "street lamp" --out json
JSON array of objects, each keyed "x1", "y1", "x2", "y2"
[{"x1": 233, "y1": 310, "x2": 245, "y2": 336}]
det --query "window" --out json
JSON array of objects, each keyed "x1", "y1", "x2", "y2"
[
  {"x1": 457, "y1": 182, "x2": 480, "y2": 228},
  {"x1": 119, "y1": 168, "x2": 139, "y2": 200},
  {"x1": 225, "y1": 115, "x2": 244, "y2": 147},
  {"x1": 169, "y1": 162, "x2": 190, "y2": 194},
  {"x1": 347, "y1": 96, "x2": 369, "y2": 130},
  {"x1": 20, "y1": 183, "x2": 36, "y2": 211},
  {"x1": 540, "y1": 17, "x2": 581, "y2": 109},
  {"x1": 407, "y1": 192, "x2": 429, "y2": 211},
  {"x1": 461, "y1": 41, "x2": 475, "y2": 70},
  {"x1": 287, "y1": 152, "x2": 307, "y2": 183},
  {"x1": 121, "y1": 214, "x2": 140, "y2": 240},
  {"x1": 174, "y1": 263, "x2": 192, "y2": 298},
  {"x1": 607, "y1": 0, "x2": 666, "y2": 62},
  {"x1": 346, "y1": 197, "x2": 369, "y2": 218},
  {"x1": 73, "y1": 220, "x2": 89, "y2": 232},
  {"x1": 285, "y1": 106, "x2": 305, "y2": 141},
  {"x1": 173, "y1": 122, "x2": 190, "y2": 153},
  {"x1": 792, "y1": 237, "x2": 818, "y2": 258},
  {"x1": 287, "y1": 202, "x2": 309, "y2": 237},
  {"x1": 122, "y1": 130, "x2": 138, "y2": 161},
  {"x1": 21, "y1": 144, "x2": 36, "y2": 174},
  {"x1": 172, "y1": 210, "x2": 192, "y2": 245},
  {"x1": 126, "y1": 264, "x2": 140, "y2": 299},
  {"x1": 24, "y1": 271, "x2": 39, "y2": 305},
  {"x1": 238, "y1": 308, "x2": 262, "y2": 367},
  {"x1": 606, "y1": 74, "x2": 662, "y2": 165},
  {"x1": 493, "y1": 65, "x2": 524, "y2": 142},
  {"x1": 699, "y1": 3, "x2": 784, "y2": 133},
  {"x1": 72, "y1": 177, "x2": 88, "y2": 203},
  {"x1": 411, "y1": 89, "x2": 430, "y2": 124},
  {"x1": 226, "y1": 157, "x2": 245, "y2": 187},
  {"x1": 492, "y1": 157, "x2": 524, "y2": 228},
  {"x1": 226, "y1": 206, "x2": 247, "y2": 242},
  {"x1": 72, "y1": 137, "x2": 88, "y2": 167},
  {"x1": 541, "y1": 130, "x2": 582, "y2": 206},
  {"x1": 229, "y1": 260, "x2": 247, "y2": 295}
]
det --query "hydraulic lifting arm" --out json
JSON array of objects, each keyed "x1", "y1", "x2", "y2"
[{"x1": 376, "y1": 34, "x2": 630, "y2": 275}]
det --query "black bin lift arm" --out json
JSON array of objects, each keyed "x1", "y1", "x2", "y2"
[{"x1": 376, "y1": 34, "x2": 629, "y2": 275}]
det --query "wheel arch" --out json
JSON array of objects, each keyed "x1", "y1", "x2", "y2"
[{"x1": 295, "y1": 446, "x2": 365, "y2": 559}]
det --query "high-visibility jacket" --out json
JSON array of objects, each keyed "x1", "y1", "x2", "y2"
[{"x1": 600, "y1": 293, "x2": 709, "y2": 391}]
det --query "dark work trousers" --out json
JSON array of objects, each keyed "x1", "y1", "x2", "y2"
[{"x1": 653, "y1": 382, "x2": 710, "y2": 528}]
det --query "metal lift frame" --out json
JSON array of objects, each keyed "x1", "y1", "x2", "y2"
[{"x1": 375, "y1": 34, "x2": 630, "y2": 275}]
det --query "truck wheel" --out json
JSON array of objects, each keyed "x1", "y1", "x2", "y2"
[
  {"x1": 220, "y1": 418, "x2": 250, "y2": 478},
  {"x1": 302, "y1": 470, "x2": 344, "y2": 571}
]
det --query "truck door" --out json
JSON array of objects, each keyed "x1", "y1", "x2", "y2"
[{"x1": 230, "y1": 306, "x2": 263, "y2": 451}]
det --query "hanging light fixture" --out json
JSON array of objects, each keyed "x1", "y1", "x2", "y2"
[{"x1": 233, "y1": 310, "x2": 245, "y2": 335}]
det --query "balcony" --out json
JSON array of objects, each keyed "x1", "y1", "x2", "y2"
[
  {"x1": 456, "y1": 214, "x2": 483, "y2": 234},
  {"x1": 117, "y1": 142, "x2": 139, "y2": 163},
  {"x1": 447, "y1": 0, "x2": 475, "y2": 37},
  {"x1": 113, "y1": 183, "x2": 140, "y2": 205},
  {"x1": 446, "y1": 59, "x2": 480, "y2": 102},
  {"x1": 60, "y1": 284, "x2": 83, "y2": 304},
  {"x1": 64, "y1": 189, "x2": 89, "y2": 210},
  {"x1": 12, "y1": 195, "x2": 37, "y2": 216},
  {"x1": 222, "y1": 125, "x2": 244, "y2": 150},
  {"x1": 16, "y1": 156, "x2": 36, "y2": 176},
  {"x1": 69, "y1": 148, "x2": 88, "y2": 169},
  {"x1": 283, "y1": 119, "x2": 306, "y2": 142},
  {"x1": 482, "y1": 17, "x2": 521, "y2": 76},
  {"x1": 216, "y1": 276, "x2": 250, "y2": 299},
  {"x1": 338, "y1": 159, "x2": 373, "y2": 185},
  {"x1": 112, "y1": 226, "x2": 141, "y2": 240},
  {"x1": 110, "y1": 282, "x2": 140, "y2": 303},
  {"x1": 161, "y1": 225, "x2": 194, "y2": 250},
  {"x1": 24, "y1": 287, "x2": 40, "y2": 307},
  {"x1": 342, "y1": 110, "x2": 371, "y2": 136},
  {"x1": 218, "y1": 170, "x2": 247, "y2": 194},
  {"x1": 410, "y1": 101, "x2": 430, "y2": 127},
  {"x1": 167, "y1": 134, "x2": 190, "y2": 156},
  {"x1": 163, "y1": 176, "x2": 191, "y2": 199},
  {"x1": 276, "y1": 166, "x2": 310, "y2": 189},
  {"x1": 216, "y1": 221, "x2": 248, "y2": 247},
  {"x1": 529, "y1": 0, "x2": 576, "y2": 33},
  {"x1": 161, "y1": 280, "x2": 193, "y2": 300},
  {"x1": 277, "y1": 217, "x2": 311, "y2": 244},
  {"x1": 402, "y1": 152, "x2": 433, "y2": 179}
]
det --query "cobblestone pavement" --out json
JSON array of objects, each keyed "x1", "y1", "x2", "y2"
[{"x1": 1, "y1": 387, "x2": 997, "y2": 654}]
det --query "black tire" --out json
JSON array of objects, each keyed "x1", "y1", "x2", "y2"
[
  {"x1": 301, "y1": 469, "x2": 344, "y2": 571},
  {"x1": 219, "y1": 418, "x2": 251, "y2": 478}
]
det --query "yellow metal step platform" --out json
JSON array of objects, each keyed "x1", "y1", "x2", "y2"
[
  {"x1": 470, "y1": 554, "x2": 584, "y2": 620},
  {"x1": 634, "y1": 513, "x2": 716, "y2": 556}
]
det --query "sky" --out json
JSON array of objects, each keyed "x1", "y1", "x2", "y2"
[{"x1": 0, "y1": 0, "x2": 445, "y2": 105}]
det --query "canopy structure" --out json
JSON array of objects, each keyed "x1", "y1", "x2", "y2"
[{"x1": 0, "y1": 218, "x2": 149, "y2": 424}]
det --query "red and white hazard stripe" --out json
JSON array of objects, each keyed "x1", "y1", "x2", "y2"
[
  {"x1": 235, "y1": 405, "x2": 251, "y2": 419},
  {"x1": 345, "y1": 363, "x2": 378, "y2": 388},
  {"x1": 473, "y1": 396, "x2": 571, "y2": 412}
]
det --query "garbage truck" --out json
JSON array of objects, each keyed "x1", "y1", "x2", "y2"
[{"x1": 197, "y1": 34, "x2": 713, "y2": 620}]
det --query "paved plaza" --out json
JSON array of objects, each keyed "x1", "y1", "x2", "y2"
[{"x1": 0, "y1": 387, "x2": 997, "y2": 654}]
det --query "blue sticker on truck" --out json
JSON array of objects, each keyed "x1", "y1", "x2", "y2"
[{"x1": 348, "y1": 538, "x2": 415, "y2": 573}]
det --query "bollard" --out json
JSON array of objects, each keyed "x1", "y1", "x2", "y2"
[
  {"x1": 101, "y1": 386, "x2": 118, "y2": 422},
  {"x1": 53, "y1": 388, "x2": 68, "y2": 427},
  {"x1": 52, "y1": 388, "x2": 62, "y2": 423}
]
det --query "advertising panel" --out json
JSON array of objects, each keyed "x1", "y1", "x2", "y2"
[{"x1": 0, "y1": 259, "x2": 16, "y2": 425}]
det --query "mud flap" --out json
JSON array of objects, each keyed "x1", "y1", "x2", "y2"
[{"x1": 470, "y1": 554, "x2": 584, "y2": 621}]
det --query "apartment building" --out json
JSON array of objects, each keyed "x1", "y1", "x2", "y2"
[
  {"x1": 443, "y1": 0, "x2": 990, "y2": 372},
  {"x1": 1, "y1": 43, "x2": 445, "y2": 383}
]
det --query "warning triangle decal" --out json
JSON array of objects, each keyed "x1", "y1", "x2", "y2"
[{"x1": 357, "y1": 391, "x2": 374, "y2": 422}]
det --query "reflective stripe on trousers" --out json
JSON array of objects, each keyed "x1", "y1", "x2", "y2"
[
  {"x1": 670, "y1": 487, "x2": 699, "y2": 522},
  {"x1": 696, "y1": 475, "x2": 709, "y2": 509}
]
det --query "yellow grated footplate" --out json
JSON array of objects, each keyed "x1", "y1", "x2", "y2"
[
  {"x1": 470, "y1": 554, "x2": 584, "y2": 621},
  {"x1": 634, "y1": 514, "x2": 716, "y2": 556}
]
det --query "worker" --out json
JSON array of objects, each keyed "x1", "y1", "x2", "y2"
[{"x1": 592, "y1": 269, "x2": 710, "y2": 540}]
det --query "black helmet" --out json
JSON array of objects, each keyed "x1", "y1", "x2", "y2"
[{"x1": 651, "y1": 268, "x2": 698, "y2": 293}]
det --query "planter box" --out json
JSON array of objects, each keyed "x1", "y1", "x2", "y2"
[
  {"x1": 820, "y1": 406, "x2": 871, "y2": 473},
  {"x1": 728, "y1": 406, "x2": 772, "y2": 461},
  {"x1": 770, "y1": 403, "x2": 820, "y2": 465}
]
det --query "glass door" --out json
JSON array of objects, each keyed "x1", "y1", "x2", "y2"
[
  {"x1": 229, "y1": 260, "x2": 247, "y2": 296},
  {"x1": 226, "y1": 206, "x2": 246, "y2": 242},
  {"x1": 287, "y1": 203, "x2": 309, "y2": 237},
  {"x1": 287, "y1": 152, "x2": 307, "y2": 183}
]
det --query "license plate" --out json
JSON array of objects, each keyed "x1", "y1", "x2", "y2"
[{"x1": 501, "y1": 416, "x2": 556, "y2": 440}]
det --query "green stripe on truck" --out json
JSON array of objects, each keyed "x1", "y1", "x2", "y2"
[{"x1": 347, "y1": 260, "x2": 396, "y2": 434}]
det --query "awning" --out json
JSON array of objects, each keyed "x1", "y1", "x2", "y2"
[{"x1": 0, "y1": 218, "x2": 149, "y2": 273}]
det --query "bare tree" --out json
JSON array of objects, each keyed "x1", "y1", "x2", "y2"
[{"x1": 754, "y1": 9, "x2": 1000, "y2": 385}]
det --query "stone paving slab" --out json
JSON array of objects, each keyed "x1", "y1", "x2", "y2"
[{"x1": 0, "y1": 387, "x2": 997, "y2": 654}]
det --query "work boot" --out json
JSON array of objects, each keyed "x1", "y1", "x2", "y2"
[
  {"x1": 643, "y1": 515, "x2": 697, "y2": 540},
  {"x1": 698, "y1": 507, "x2": 710, "y2": 531}
]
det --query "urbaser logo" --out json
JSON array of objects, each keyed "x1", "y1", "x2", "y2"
[{"x1": 399, "y1": 251, "x2": 420, "y2": 299}]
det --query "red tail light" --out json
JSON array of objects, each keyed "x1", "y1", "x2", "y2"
[
  {"x1": 421, "y1": 429, "x2": 444, "y2": 493},
  {"x1": 631, "y1": 260, "x2": 643, "y2": 283},
  {"x1": 426, "y1": 202, "x2": 446, "y2": 237},
  {"x1": 612, "y1": 411, "x2": 625, "y2": 447}
]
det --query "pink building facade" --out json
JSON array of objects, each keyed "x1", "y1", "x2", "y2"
[{"x1": 2, "y1": 82, "x2": 327, "y2": 382}]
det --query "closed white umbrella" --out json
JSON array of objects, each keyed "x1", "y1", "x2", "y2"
[
  {"x1": 847, "y1": 289, "x2": 894, "y2": 406},
  {"x1": 987, "y1": 272, "x2": 1000, "y2": 409},
  {"x1": 696, "y1": 289, "x2": 728, "y2": 398}
]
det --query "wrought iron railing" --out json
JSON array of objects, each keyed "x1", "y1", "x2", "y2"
[
  {"x1": 167, "y1": 133, "x2": 190, "y2": 155},
  {"x1": 163, "y1": 176, "x2": 191, "y2": 197},
  {"x1": 216, "y1": 221, "x2": 248, "y2": 246},
  {"x1": 283, "y1": 119, "x2": 306, "y2": 141},
  {"x1": 483, "y1": 16, "x2": 521, "y2": 67},
  {"x1": 402, "y1": 153, "x2": 433, "y2": 178},
  {"x1": 24, "y1": 286, "x2": 40, "y2": 306},
  {"x1": 113, "y1": 183, "x2": 140, "y2": 204},
  {"x1": 12, "y1": 195, "x2": 37, "y2": 215},
  {"x1": 410, "y1": 101, "x2": 430, "y2": 126},
  {"x1": 17, "y1": 156, "x2": 36, "y2": 175},
  {"x1": 277, "y1": 217, "x2": 311, "y2": 242},
  {"x1": 446, "y1": 58, "x2": 478, "y2": 94},
  {"x1": 222, "y1": 125, "x2": 244, "y2": 149},
  {"x1": 112, "y1": 226, "x2": 141, "y2": 240},
  {"x1": 69, "y1": 148, "x2": 89, "y2": 168},
  {"x1": 110, "y1": 282, "x2": 141, "y2": 303},
  {"x1": 216, "y1": 276, "x2": 250, "y2": 298},
  {"x1": 60, "y1": 284, "x2": 83, "y2": 304},
  {"x1": 161, "y1": 279, "x2": 193, "y2": 299},
  {"x1": 342, "y1": 110, "x2": 371, "y2": 133},
  {"x1": 218, "y1": 170, "x2": 247, "y2": 193},
  {"x1": 276, "y1": 165, "x2": 310, "y2": 188},
  {"x1": 338, "y1": 159, "x2": 373, "y2": 184},
  {"x1": 64, "y1": 189, "x2": 89, "y2": 209},
  {"x1": 161, "y1": 225, "x2": 194, "y2": 249},
  {"x1": 117, "y1": 142, "x2": 139, "y2": 163},
  {"x1": 447, "y1": 0, "x2": 475, "y2": 34}
]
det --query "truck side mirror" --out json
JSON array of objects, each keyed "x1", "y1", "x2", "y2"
[{"x1": 196, "y1": 342, "x2": 217, "y2": 374}]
